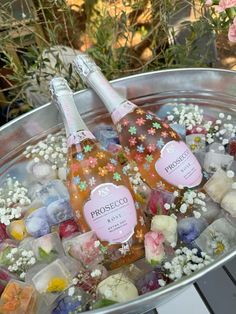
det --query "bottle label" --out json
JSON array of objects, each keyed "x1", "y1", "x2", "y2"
[
  {"x1": 84, "y1": 183, "x2": 137, "y2": 244},
  {"x1": 67, "y1": 130, "x2": 95, "y2": 146},
  {"x1": 155, "y1": 141, "x2": 202, "y2": 188},
  {"x1": 111, "y1": 101, "x2": 137, "y2": 124}
]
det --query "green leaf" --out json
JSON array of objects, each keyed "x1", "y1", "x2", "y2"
[
  {"x1": 93, "y1": 299, "x2": 117, "y2": 309},
  {"x1": 0, "y1": 247, "x2": 13, "y2": 266},
  {"x1": 38, "y1": 247, "x2": 50, "y2": 259},
  {"x1": 38, "y1": 247, "x2": 57, "y2": 261}
]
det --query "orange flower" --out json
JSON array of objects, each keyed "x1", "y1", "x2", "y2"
[
  {"x1": 0, "y1": 282, "x2": 35, "y2": 313},
  {"x1": 136, "y1": 229, "x2": 144, "y2": 242},
  {"x1": 170, "y1": 131, "x2": 177, "y2": 138},
  {"x1": 96, "y1": 151, "x2": 106, "y2": 159},
  {"x1": 98, "y1": 167, "x2": 108, "y2": 176},
  {"x1": 136, "y1": 108, "x2": 145, "y2": 115}
]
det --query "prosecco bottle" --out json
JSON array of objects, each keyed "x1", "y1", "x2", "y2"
[
  {"x1": 73, "y1": 54, "x2": 203, "y2": 191},
  {"x1": 50, "y1": 77, "x2": 147, "y2": 269}
]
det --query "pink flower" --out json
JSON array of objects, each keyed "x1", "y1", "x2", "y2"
[
  {"x1": 216, "y1": 0, "x2": 236, "y2": 12},
  {"x1": 205, "y1": 0, "x2": 213, "y2": 6},
  {"x1": 147, "y1": 143, "x2": 156, "y2": 152},
  {"x1": 228, "y1": 17, "x2": 236, "y2": 42},
  {"x1": 136, "y1": 117, "x2": 145, "y2": 126},
  {"x1": 148, "y1": 189, "x2": 172, "y2": 215},
  {"x1": 144, "y1": 231, "x2": 165, "y2": 265},
  {"x1": 129, "y1": 137, "x2": 137, "y2": 146},
  {"x1": 106, "y1": 163, "x2": 115, "y2": 172},
  {"x1": 148, "y1": 128, "x2": 156, "y2": 135},
  {"x1": 87, "y1": 156, "x2": 98, "y2": 168}
]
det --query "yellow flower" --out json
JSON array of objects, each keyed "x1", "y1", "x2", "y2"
[
  {"x1": 194, "y1": 136, "x2": 201, "y2": 143},
  {"x1": 190, "y1": 144, "x2": 196, "y2": 151},
  {"x1": 46, "y1": 277, "x2": 68, "y2": 293},
  {"x1": 214, "y1": 242, "x2": 225, "y2": 255}
]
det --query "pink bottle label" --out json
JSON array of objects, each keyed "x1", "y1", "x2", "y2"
[
  {"x1": 67, "y1": 130, "x2": 95, "y2": 146},
  {"x1": 111, "y1": 101, "x2": 137, "y2": 124},
  {"x1": 155, "y1": 141, "x2": 202, "y2": 188},
  {"x1": 84, "y1": 183, "x2": 137, "y2": 244}
]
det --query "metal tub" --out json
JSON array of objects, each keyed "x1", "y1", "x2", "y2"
[{"x1": 1, "y1": 68, "x2": 236, "y2": 313}]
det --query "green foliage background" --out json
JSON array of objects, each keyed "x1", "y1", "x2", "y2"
[{"x1": 0, "y1": 0, "x2": 215, "y2": 122}]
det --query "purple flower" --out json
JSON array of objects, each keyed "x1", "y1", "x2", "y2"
[{"x1": 178, "y1": 217, "x2": 208, "y2": 244}]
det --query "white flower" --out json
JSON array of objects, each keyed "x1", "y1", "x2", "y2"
[
  {"x1": 119, "y1": 243, "x2": 130, "y2": 255},
  {"x1": 72, "y1": 278, "x2": 79, "y2": 285},
  {"x1": 226, "y1": 170, "x2": 234, "y2": 178},
  {"x1": 164, "y1": 203, "x2": 171, "y2": 210},
  {"x1": 179, "y1": 203, "x2": 187, "y2": 213},
  {"x1": 11, "y1": 248, "x2": 18, "y2": 254},
  {"x1": 68, "y1": 287, "x2": 75, "y2": 296},
  {"x1": 158, "y1": 279, "x2": 166, "y2": 287},
  {"x1": 94, "y1": 240, "x2": 101, "y2": 248},
  {"x1": 91, "y1": 269, "x2": 102, "y2": 278}
]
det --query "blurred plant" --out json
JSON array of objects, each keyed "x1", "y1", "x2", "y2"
[
  {"x1": 202, "y1": 0, "x2": 236, "y2": 41},
  {"x1": 0, "y1": 0, "x2": 214, "y2": 123}
]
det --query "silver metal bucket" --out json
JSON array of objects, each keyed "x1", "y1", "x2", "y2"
[{"x1": 1, "y1": 68, "x2": 236, "y2": 313}]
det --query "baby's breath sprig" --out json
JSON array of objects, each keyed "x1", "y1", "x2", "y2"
[
  {"x1": 0, "y1": 177, "x2": 31, "y2": 225},
  {"x1": 205, "y1": 113, "x2": 236, "y2": 145},
  {"x1": 23, "y1": 130, "x2": 67, "y2": 169},
  {"x1": 167, "y1": 104, "x2": 204, "y2": 130},
  {"x1": 5, "y1": 248, "x2": 36, "y2": 280},
  {"x1": 173, "y1": 188, "x2": 207, "y2": 219},
  {"x1": 164, "y1": 247, "x2": 213, "y2": 280}
]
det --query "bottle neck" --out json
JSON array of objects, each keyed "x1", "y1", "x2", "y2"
[
  {"x1": 87, "y1": 71, "x2": 128, "y2": 113},
  {"x1": 55, "y1": 93, "x2": 89, "y2": 137}
]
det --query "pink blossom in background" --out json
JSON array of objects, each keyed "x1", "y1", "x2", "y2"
[
  {"x1": 216, "y1": 0, "x2": 236, "y2": 12},
  {"x1": 228, "y1": 17, "x2": 236, "y2": 42},
  {"x1": 205, "y1": 0, "x2": 213, "y2": 6}
]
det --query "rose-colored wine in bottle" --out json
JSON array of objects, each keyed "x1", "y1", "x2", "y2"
[
  {"x1": 50, "y1": 77, "x2": 147, "y2": 269},
  {"x1": 73, "y1": 54, "x2": 203, "y2": 191}
]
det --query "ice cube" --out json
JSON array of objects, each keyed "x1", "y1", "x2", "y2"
[
  {"x1": 32, "y1": 232, "x2": 65, "y2": 262},
  {"x1": 200, "y1": 198, "x2": 222, "y2": 224},
  {"x1": 92, "y1": 124, "x2": 119, "y2": 148},
  {"x1": 204, "y1": 169, "x2": 233, "y2": 203},
  {"x1": 62, "y1": 231, "x2": 104, "y2": 267},
  {"x1": 177, "y1": 217, "x2": 208, "y2": 244},
  {"x1": 147, "y1": 188, "x2": 175, "y2": 215},
  {"x1": 194, "y1": 218, "x2": 236, "y2": 256},
  {"x1": 36, "y1": 180, "x2": 69, "y2": 207},
  {"x1": 193, "y1": 151, "x2": 205, "y2": 168},
  {"x1": 98, "y1": 129, "x2": 119, "y2": 148},
  {"x1": 25, "y1": 207, "x2": 51, "y2": 238},
  {"x1": 51, "y1": 286, "x2": 89, "y2": 313},
  {"x1": 136, "y1": 268, "x2": 168, "y2": 295},
  {"x1": 156, "y1": 103, "x2": 175, "y2": 119},
  {"x1": 46, "y1": 199, "x2": 73, "y2": 225},
  {"x1": 59, "y1": 219, "x2": 79, "y2": 239},
  {"x1": 208, "y1": 142, "x2": 225, "y2": 154},
  {"x1": 203, "y1": 151, "x2": 233, "y2": 173},
  {"x1": 186, "y1": 134, "x2": 206, "y2": 152},
  {"x1": 0, "y1": 280, "x2": 38, "y2": 314},
  {"x1": 30, "y1": 258, "x2": 77, "y2": 305},
  {"x1": 221, "y1": 190, "x2": 236, "y2": 218},
  {"x1": 27, "y1": 160, "x2": 57, "y2": 181}
]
